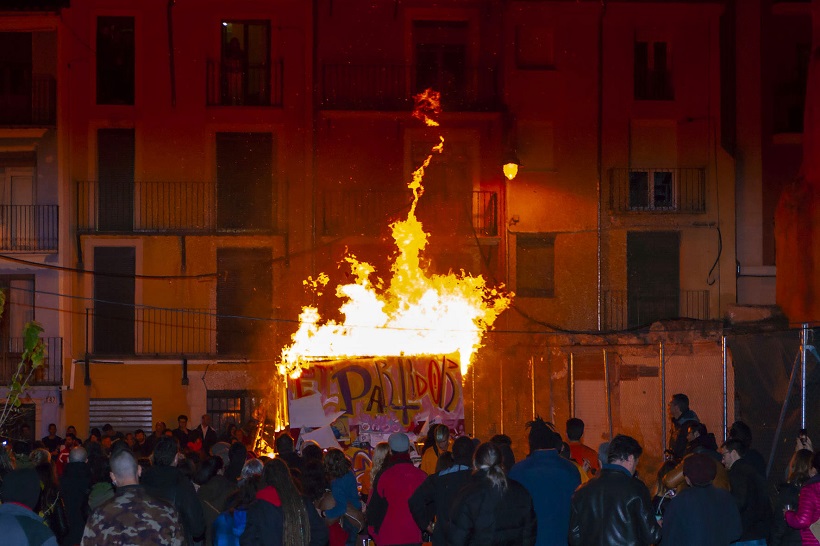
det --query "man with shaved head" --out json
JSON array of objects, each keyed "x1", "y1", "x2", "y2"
[{"x1": 81, "y1": 450, "x2": 184, "y2": 545}]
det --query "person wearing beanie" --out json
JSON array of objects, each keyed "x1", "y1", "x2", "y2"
[
  {"x1": 510, "y1": 416, "x2": 581, "y2": 546},
  {"x1": 409, "y1": 436, "x2": 476, "y2": 545},
  {"x1": 366, "y1": 432, "x2": 426, "y2": 545},
  {"x1": 660, "y1": 452, "x2": 742, "y2": 546},
  {"x1": 0, "y1": 468, "x2": 58, "y2": 546}
]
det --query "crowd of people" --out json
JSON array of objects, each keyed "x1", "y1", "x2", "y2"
[{"x1": 1, "y1": 393, "x2": 820, "y2": 545}]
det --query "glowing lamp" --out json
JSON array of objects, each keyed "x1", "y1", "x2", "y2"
[{"x1": 502, "y1": 150, "x2": 521, "y2": 181}]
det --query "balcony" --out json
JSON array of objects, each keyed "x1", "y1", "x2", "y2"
[
  {"x1": 320, "y1": 189, "x2": 498, "y2": 237},
  {"x1": 85, "y1": 307, "x2": 274, "y2": 359},
  {"x1": 0, "y1": 205, "x2": 58, "y2": 251},
  {"x1": 320, "y1": 63, "x2": 501, "y2": 111},
  {"x1": 0, "y1": 337, "x2": 62, "y2": 386},
  {"x1": 609, "y1": 168, "x2": 706, "y2": 214},
  {"x1": 206, "y1": 59, "x2": 283, "y2": 107},
  {"x1": 602, "y1": 289, "x2": 710, "y2": 330},
  {"x1": 76, "y1": 181, "x2": 276, "y2": 234},
  {"x1": 0, "y1": 73, "x2": 55, "y2": 126}
]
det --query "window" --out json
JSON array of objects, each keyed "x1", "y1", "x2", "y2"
[
  {"x1": 97, "y1": 128, "x2": 135, "y2": 231},
  {"x1": 216, "y1": 248, "x2": 272, "y2": 356},
  {"x1": 626, "y1": 231, "x2": 680, "y2": 328},
  {"x1": 0, "y1": 275, "x2": 34, "y2": 339},
  {"x1": 216, "y1": 132, "x2": 274, "y2": 231},
  {"x1": 207, "y1": 390, "x2": 264, "y2": 437},
  {"x1": 220, "y1": 21, "x2": 271, "y2": 106},
  {"x1": 515, "y1": 25, "x2": 554, "y2": 69},
  {"x1": 93, "y1": 247, "x2": 135, "y2": 355},
  {"x1": 628, "y1": 169, "x2": 675, "y2": 210},
  {"x1": 413, "y1": 21, "x2": 468, "y2": 106},
  {"x1": 0, "y1": 32, "x2": 33, "y2": 124},
  {"x1": 634, "y1": 41, "x2": 673, "y2": 100},
  {"x1": 516, "y1": 234, "x2": 555, "y2": 298},
  {"x1": 96, "y1": 17, "x2": 135, "y2": 105}
]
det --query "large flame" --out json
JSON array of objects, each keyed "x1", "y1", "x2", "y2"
[{"x1": 280, "y1": 89, "x2": 511, "y2": 377}]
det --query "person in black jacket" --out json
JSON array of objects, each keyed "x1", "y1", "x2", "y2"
[
  {"x1": 140, "y1": 436, "x2": 205, "y2": 545},
  {"x1": 409, "y1": 436, "x2": 475, "y2": 544},
  {"x1": 60, "y1": 446, "x2": 92, "y2": 546},
  {"x1": 569, "y1": 434, "x2": 661, "y2": 546},
  {"x1": 721, "y1": 439, "x2": 773, "y2": 544},
  {"x1": 444, "y1": 442, "x2": 536, "y2": 546}
]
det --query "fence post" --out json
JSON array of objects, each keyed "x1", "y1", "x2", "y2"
[
  {"x1": 660, "y1": 342, "x2": 666, "y2": 454},
  {"x1": 569, "y1": 352, "x2": 575, "y2": 418},
  {"x1": 530, "y1": 356, "x2": 536, "y2": 421},
  {"x1": 84, "y1": 308, "x2": 91, "y2": 386},
  {"x1": 722, "y1": 336, "x2": 728, "y2": 442},
  {"x1": 803, "y1": 323, "x2": 809, "y2": 429},
  {"x1": 604, "y1": 349, "x2": 613, "y2": 439}
]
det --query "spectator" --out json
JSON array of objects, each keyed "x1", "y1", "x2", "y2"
[
  {"x1": 489, "y1": 434, "x2": 516, "y2": 474},
  {"x1": 661, "y1": 452, "x2": 742, "y2": 545},
  {"x1": 146, "y1": 421, "x2": 166, "y2": 454},
  {"x1": 421, "y1": 425, "x2": 451, "y2": 475},
  {"x1": 566, "y1": 418, "x2": 600, "y2": 474},
  {"x1": 668, "y1": 393, "x2": 699, "y2": 460},
  {"x1": 320, "y1": 448, "x2": 361, "y2": 546},
  {"x1": 301, "y1": 441, "x2": 324, "y2": 464},
  {"x1": 0, "y1": 468, "x2": 57, "y2": 546},
  {"x1": 41, "y1": 423, "x2": 63, "y2": 458},
  {"x1": 224, "y1": 441, "x2": 249, "y2": 482},
  {"x1": 570, "y1": 434, "x2": 661, "y2": 546},
  {"x1": 212, "y1": 473, "x2": 261, "y2": 546},
  {"x1": 65, "y1": 425, "x2": 77, "y2": 439},
  {"x1": 729, "y1": 421, "x2": 767, "y2": 478},
  {"x1": 193, "y1": 414, "x2": 218, "y2": 456},
  {"x1": 56, "y1": 433, "x2": 78, "y2": 476},
  {"x1": 13, "y1": 423, "x2": 34, "y2": 455},
  {"x1": 509, "y1": 417, "x2": 580, "y2": 546},
  {"x1": 445, "y1": 442, "x2": 536, "y2": 545},
  {"x1": 195, "y1": 456, "x2": 236, "y2": 546},
  {"x1": 86, "y1": 445, "x2": 114, "y2": 511},
  {"x1": 275, "y1": 433, "x2": 302, "y2": 472},
  {"x1": 367, "y1": 432, "x2": 427, "y2": 545},
  {"x1": 772, "y1": 448, "x2": 813, "y2": 546},
  {"x1": 409, "y1": 435, "x2": 476, "y2": 545},
  {"x1": 81, "y1": 449, "x2": 184, "y2": 545},
  {"x1": 101, "y1": 424, "x2": 116, "y2": 441},
  {"x1": 361, "y1": 442, "x2": 390, "y2": 501},
  {"x1": 663, "y1": 422, "x2": 730, "y2": 493},
  {"x1": 785, "y1": 450, "x2": 820, "y2": 545},
  {"x1": 220, "y1": 423, "x2": 238, "y2": 444},
  {"x1": 133, "y1": 429, "x2": 149, "y2": 457},
  {"x1": 61, "y1": 446, "x2": 92, "y2": 546},
  {"x1": 173, "y1": 415, "x2": 191, "y2": 449},
  {"x1": 721, "y1": 438, "x2": 772, "y2": 545},
  {"x1": 140, "y1": 436, "x2": 205, "y2": 545},
  {"x1": 242, "y1": 457, "x2": 327, "y2": 546}
]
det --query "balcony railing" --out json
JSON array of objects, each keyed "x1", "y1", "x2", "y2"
[
  {"x1": 321, "y1": 63, "x2": 501, "y2": 111},
  {"x1": 86, "y1": 307, "x2": 274, "y2": 358},
  {"x1": 0, "y1": 72, "x2": 56, "y2": 126},
  {"x1": 602, "y1": 289, "x2": 710, "y2": 330},
  {"x1": 609, "y1": 168, "x2": 706, "y2": 214},
  {"x1": 320, "y1": 189, "x2": 498, "y2": 237},
  {"x1": 76, "y1": 181, "x2": 276, "y2": 234},
  {"x1": 0, "y1": 205, "x2": 58, "y2": 251},
  {"x1": 206, "y1": 59, "x2": 283, "y2": 107},
  {"x1": 0, "y1": 337, "x2": 62, "y2": 386}
]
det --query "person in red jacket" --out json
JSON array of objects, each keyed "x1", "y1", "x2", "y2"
[
  {"x1": 367, "y1": 432, "x2": 427, "y2": 545},
  {"x1": 785, "y1": 450, "x2": 820, "y2": 545}
]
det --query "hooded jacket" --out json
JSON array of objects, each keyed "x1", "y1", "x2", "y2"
[
  {"x1": 141, "y1": 464, "x2": 206, "y2": 545},
  {"x1": 240, "y1": 485, "x2": 328, "y2": 546},
  {"x1": 0, "y1": 502, "x2": 58, "y2": 546},
  {"x1": 409, "y1": 463, "x2": 472, "y2": 544}
]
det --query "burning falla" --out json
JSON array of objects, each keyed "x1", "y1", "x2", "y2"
[{"x1": 279, "y1": 89, "x2": 511, "y2": 378}]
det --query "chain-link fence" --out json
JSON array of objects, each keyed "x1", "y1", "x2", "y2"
[{"x1": 469, "y1": 324, "x2": 818, "y2": 491}]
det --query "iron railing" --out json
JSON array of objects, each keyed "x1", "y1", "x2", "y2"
[
  {"x1": 609, "y1": 168, "x2": 706, "y2": 214},
  {"x1": 602, "y1": 289, "x2": 710, "y2": 330},
  {"x1": 0, "y1": 205, "x2": 58, "y2": 251},
  {"x1": 0, "y1": 337, "x2": 62, "y2": 385},
  {"x1": 206, "y1": 59, "x2": 283, "y2": 107},
  {"x1": 320, "y1": 63, "x2": 501, "y2": 111},
  {"x1": 76, "y1": 181, "x2": 275, "y2": 234},
  {"x1": 320, "y1": 189, "x2": 498, "y2": 237},
  {"x1": 0, "y1": 72, "x2": 56, "y2": 125}
]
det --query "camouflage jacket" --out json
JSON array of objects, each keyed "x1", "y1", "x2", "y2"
[{"x1": 80, "y1": 484, "x2": 185, "y2": 546}]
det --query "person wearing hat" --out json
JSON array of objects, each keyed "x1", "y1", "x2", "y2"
[
  {"x1": 366, "y1": 432, "x2": 427, "y2": 545},
  {"x1": 510, "y1": 416, "x2": 580, "y2": 546},
  {"x1": 0, "y1": 468, "x2": 58, "y2": 546},
  {"x1": 660, "y1": 452, "x2": 742, "y2": 546}
]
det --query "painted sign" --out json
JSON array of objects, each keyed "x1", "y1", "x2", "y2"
[{"x1": 288, "y1": 354, "x2": 464, "y2": 444}]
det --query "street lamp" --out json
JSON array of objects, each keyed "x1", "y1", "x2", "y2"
[{"x1": 502, "y1": 150, "x2": 521, "y2": 181}]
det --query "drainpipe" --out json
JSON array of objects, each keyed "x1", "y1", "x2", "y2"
[
  {"x1": 167, "y1": 0, "x2": 176, "y2": 107},
  {"x1": 596, "y1": 1, "x2": 607, "y2": 330}
]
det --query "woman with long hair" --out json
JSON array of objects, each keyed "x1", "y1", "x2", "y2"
[
  {"x1": 784, "y1": 449, "x2": 820, "y2": 545},
  {"x1": 772, "y1": 449, "x2": 814, "y2": 546},
  {"x1": 361, "y1": 442, "x2": 390, "y2": 501},
  {"x1": 321, "y1": 448, "x2": 362, "y2": 546},
  {"x1": 213, "y1": 473, "x2": 261, "y2": 546},
  {"x1": 242, "y1": 457, "x2": 327, "y2": 546},
  {"x1": 446, "y1": 442, "x2": 536, "y2": 545}
]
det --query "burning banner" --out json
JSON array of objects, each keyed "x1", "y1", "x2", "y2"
[{"x1": 265, "y1": 89, "x2": 511, "y2": 448}]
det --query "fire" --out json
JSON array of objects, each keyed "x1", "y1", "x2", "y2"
[{"x1": 279, "y1": 89, "x2": 511, "y2": 378}]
